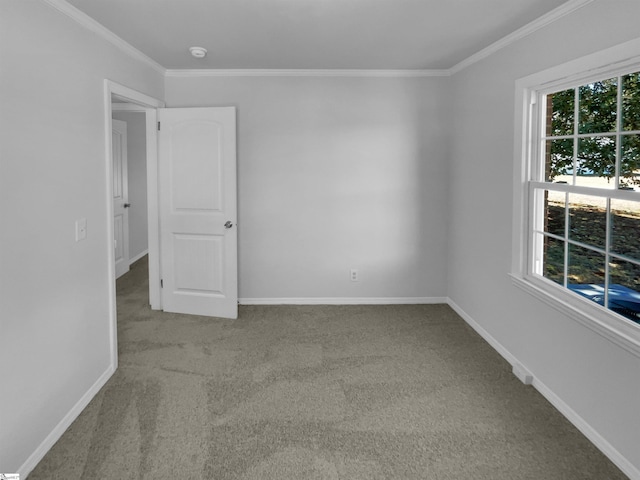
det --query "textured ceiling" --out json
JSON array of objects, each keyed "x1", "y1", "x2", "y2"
[{"x1": 65, "y1": 0, "x2": 570, "y2": 70}]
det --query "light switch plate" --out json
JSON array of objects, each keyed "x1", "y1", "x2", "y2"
[{"x1": 75, "y1": 218, "x2": 87, "y2": 241}]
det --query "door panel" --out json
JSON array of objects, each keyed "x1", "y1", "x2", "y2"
[
  {"x1": 114, "y1": 214, "x2": 125, "y2": 267},
  {"x1": 173, "y1": 234, "x2": 224, "y2": 291},
  {"x1": 171, "y1": 121, "x2": 223, "y2": 211},
  {"x1": 158, "y1": 107, "x2": 237, "y2": 319},
  {"x1": 112, "y1": 119, "x2": 130, "y2": 279}
]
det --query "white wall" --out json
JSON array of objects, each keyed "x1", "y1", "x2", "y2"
[
  {"x1": 3, "y1": 0, "x2": 639, "y2": 476},
  {"x1": 112, "y1": 111, "x2": 149, "y2": 262},
  {"x1": 165, "y1": 75, "x2": 449, "y2": 301},
  {"x1": 0, "y1": 0, "x2": 163, "y2": 474},
  {"x1": 447, "y1": 1, "x2": 640, "y2": 476}
]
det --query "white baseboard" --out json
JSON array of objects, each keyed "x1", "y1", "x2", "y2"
[
  {"x1": 446, "y1": 299, "x2": 519, "y2": 366},
  {"x1": 446, "y1": 297, "x2": 640, "y2": 480},
  {"x1": 531, "y1": 376, "x2": 640, "y2": 479},
  {"x1": 18, "y1": 300, "x2": 637, "y2": 479},
  {"x1": 239, "y1": 296, "x2": 448, "y2": 305},
  {"x1": 129, "y1": 249, "x2": 149, "y2": 265},
  {"x1": 19, "y1": 363, "x2": 116, "y2": 479}
]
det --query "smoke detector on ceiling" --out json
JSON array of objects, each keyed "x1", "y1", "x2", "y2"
[{"x1": 189, "y1": 47, "x2": 207, "y2": 59}]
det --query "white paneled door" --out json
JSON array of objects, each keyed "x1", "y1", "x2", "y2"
[
  {"x1": 158, "y1": 107, "x2": 238, "y2": 319},
  {"x1": 112, "y1": 119, "x2": 130, "y2": 279}
]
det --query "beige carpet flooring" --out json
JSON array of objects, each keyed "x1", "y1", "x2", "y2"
[{"x1": 29, "y1": 256, "x2": 628, "y2": 479}]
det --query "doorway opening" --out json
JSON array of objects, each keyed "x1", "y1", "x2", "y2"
[
  {"x1": 104, "y1": 80, "x2": 164, "y2": 367},
  {"x1": 112, "y1": 109, "x2": 143, "y2": 278}
]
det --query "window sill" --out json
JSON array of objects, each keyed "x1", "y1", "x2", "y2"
[{"x1": 510, "y1": 274, "x2": 640, "y2": 358}]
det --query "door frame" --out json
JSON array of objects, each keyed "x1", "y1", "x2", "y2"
[{"x1": 104, "y1": 79, "x2": 164, "y2": 367}]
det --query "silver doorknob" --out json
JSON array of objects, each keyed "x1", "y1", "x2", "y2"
[
  {"x1": 224, "y1": 221, "x2": 233, "y2": 229},
  {"x1": 124, "y1": 203, "x2": 131, "y2": 208}
]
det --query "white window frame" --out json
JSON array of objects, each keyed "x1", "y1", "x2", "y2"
[{"x1": 511, "y1": 38, "x2": 640, "y2": 358}]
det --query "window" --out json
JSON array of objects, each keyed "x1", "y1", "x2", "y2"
[
  {"x1": 532, "y1": 71, "x2": 640, "y2": 324},
  {"x1": 512, "y1": 41, "x2": 640, "y2": 353}
]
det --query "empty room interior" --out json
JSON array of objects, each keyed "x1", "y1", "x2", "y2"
[{"x1": 2, "y1": 0, "x2": 640, "y2": 478}]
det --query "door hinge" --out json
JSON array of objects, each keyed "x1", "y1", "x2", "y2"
[
  {"x1": 157, "y1": 121, "x2": 161, "y2": 131},
  {"x1": 160, "y1": 279, "x2": 163, "y2": 288}
]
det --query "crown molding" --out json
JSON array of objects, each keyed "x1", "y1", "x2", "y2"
[
  {"x1": 41, "y1": 0, "x2": 166, "y2": 75},
  {"x1": 164, "y1": 68, "x2": 451, "y2": 78},
  {"x1": 43, "y1": 0, "x2": 594, "y2": 79},
  {"x1": 449, "y1": 0, "x2": 595, "y2": 74}
]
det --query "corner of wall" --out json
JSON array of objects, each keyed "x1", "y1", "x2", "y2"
[
  {"x1": 445, "y1": 297, "x2": 640, "y2": 480},
  {"x1": 17, "y1": 364, "x2": 116, "y2": 478}
]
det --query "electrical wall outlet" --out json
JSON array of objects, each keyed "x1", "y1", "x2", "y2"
[{"x1": 350, "y1": 268, "x2": 359, "y2": 282}]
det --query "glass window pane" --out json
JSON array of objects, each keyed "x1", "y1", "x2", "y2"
[
  {"x1": 620, "y1": 134, "x2": 640, "y2": 190},
  {"x1": 547, "y1": 88, "x2": 575, "y2": 136},
  {"x1": 568, "y1": 244, "x2": 606, "y2": 286},
  {"x1": 608, "y1": 258, "x2": 640, "y2": 324},
  {"x1": 542, "y1": 235, "x2": 564, "y2": 286},
  {"x1": 578, "y1": 77, "x2": 618, "y2": 134},
  {"x1": 568, "y1": 194, "x2": 607, "y2": 249},
  {"x1": 611, "y1": 198, "x2": 640, "y2": 260},
  {"x1": 576, "y1": 136, "x2": 616, "y2": 189},
  {"x1": 545, "y1": 138, "x2": 574, "y2": 183},
  {"x1": 622, "y1": 72, "x2": 640, "y2": 132},
  {"x1": 544, "y1": 190, "x2": 566, "y2": 237}
]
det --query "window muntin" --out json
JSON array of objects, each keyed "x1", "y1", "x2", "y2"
[
  {"x1": 622, "y1": 72, "x2": 640, "y2": 131},
  {"x1": 530, "y1": 70, "x2": 640, "y2": 326}
]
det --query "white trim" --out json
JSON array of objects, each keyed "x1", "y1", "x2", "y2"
[
  {"x1": 103, "y1": 83, "x2": 119, "y2": 371},
  {"x1": 510, "y1": 275, "x2": 640, "y2": 358},
  {"x1": 513, "y1": 38, "x2": 640, "y2": 94},
  {"x1": 105, "y1": 80, "x2": 165, "y2": 347},
  {"x1": 41, "y1": 0, "x2": 166, "y2": 75},
  {"x1": 532, "y1": 378, "x2": 640, "y2": 480},
  {"x1": 129, "y1": 249, "x2": 149, "y2": 265},
  {"x1": 530, "y1": 180, "x2": 640, "y2": 201},
  {"x1": 449, "y1": 0, "x2": 595, "y2": 74},
  {"x1": 42, "y1": 0, "x2": 594, "y2": 77},
  {"x1": 446, "y1": 298, "x2": 640, "y2": 480},
  {"x1": 165, "y1": 69, "x2": 450, "y2": 78},
  {"x1": 106, "y1": 81, "x2": 164, "y2": 109},
  {"x1": 111, "y1": 103, "x2": 148, "y2": 112},
  {"x1": 446, "y1": 298, "x2": 518, "y2": 366},
  {"x1": 511, "y1": 80, "x2": 535, "y2": 276},
  {"x1": 144, "y1": 109, "x2": 161, "y2": 310},
  {"x1": 511, "y1": 38, "x2": 640, "y2": 361},
  {"x1": 17, "y1": 364, "x2": 115, "y2": 479},
  {"x1": 239, "y1": 297, "x2": 447, "y2": 305}
]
